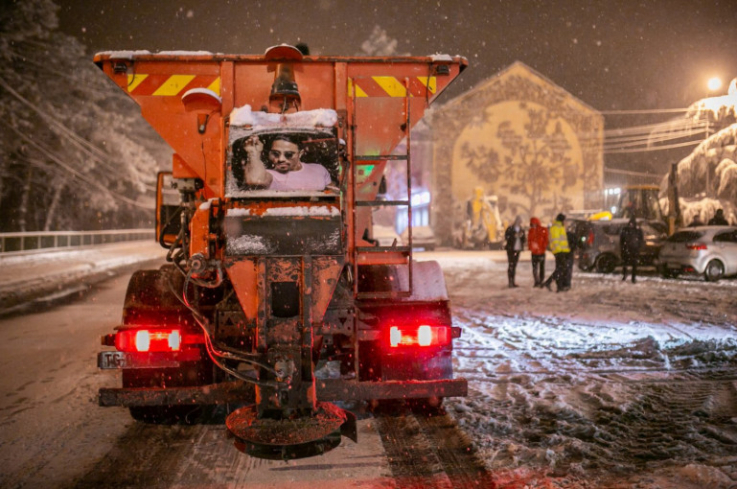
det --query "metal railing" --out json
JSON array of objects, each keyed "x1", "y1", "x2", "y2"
[{"x1": 0, "y1": 229, "x2": 154, "y2": 256}]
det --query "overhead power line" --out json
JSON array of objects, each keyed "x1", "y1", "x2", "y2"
[
  {"x1": 0, "y1": 75, "x2": 153, "y2": 189},
  {"x1": 600, "y1": 108, "x2": 689, "y2": 115},
  {"x1": 604, "y1": 139, "x2": 702, "y2": 154},
  {"x1": 0, "y1": 119, "x2": 152, "y2": 209}
]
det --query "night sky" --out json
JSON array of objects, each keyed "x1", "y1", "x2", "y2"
[{"x1": 56, "y1": 0, "x2": 737, "y2": 174}]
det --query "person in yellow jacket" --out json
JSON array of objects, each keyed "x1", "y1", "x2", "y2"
[{"x1": 542, "y1": 213, "x2": 571, "y2": 292}]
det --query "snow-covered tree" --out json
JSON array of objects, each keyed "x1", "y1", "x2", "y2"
[
  {"x1": 0, "y1": 0, "x2": 167, "y2": 232},
  {"x1": 660, "y1": 81, "x2": 737, "y2": 226}
]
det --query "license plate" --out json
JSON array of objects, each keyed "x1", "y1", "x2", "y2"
[{"x1": 98, "y1": 351, "x2": 131, "y2": 369}]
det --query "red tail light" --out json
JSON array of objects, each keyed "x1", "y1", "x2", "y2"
[
  {"x1": 115, "y1": 329, "x2": 201, "y2": 352},
  {"x1": 686, "y1": 243, "x2": 707, "y2": 251},
  {"x1": 586, "y1": 229, "x2": 594, "y2": 246},
  {"x1": 389, "y1": 325, "x2": 451, "y2": 348}
]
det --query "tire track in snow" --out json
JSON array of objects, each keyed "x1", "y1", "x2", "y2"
[{"x1": 374, "y1": 407, "x2": 495, "y2": 488}]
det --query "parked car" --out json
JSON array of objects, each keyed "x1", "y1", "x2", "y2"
[
  {"x1": 577, "y1": 218, "x2": 668, "y2": 273},
  {"x1": 401, "y1": 225, "x2": 437, "y2": 251},
  {"x1": 372, "y1": 225, "x2": 403, "y2": 247},
  {"x1": 657, "y1": 226, "x2": 737, "y2": 281}
]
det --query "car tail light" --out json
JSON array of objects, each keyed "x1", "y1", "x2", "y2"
[
  {"x1": 586, "y1": 229, "x2": 594, "y2": 246},
  {"x1": 389, "y1": 325, "x2": 451, "y2": 348},
  {"x1": 686, "y1": 243, "x2": 707, "y2": 251},
  {"x1": 115, "y1": 329, "x2": 201, "y2": 352}
]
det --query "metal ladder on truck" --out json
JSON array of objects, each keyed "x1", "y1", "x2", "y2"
[{"x1": 349, "y1": 82, "x2": 414, "y2": 300}]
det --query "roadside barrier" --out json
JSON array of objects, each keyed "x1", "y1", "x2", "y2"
[{"x1": 0, "y1": 229, "x2": 154, "y2": 256}]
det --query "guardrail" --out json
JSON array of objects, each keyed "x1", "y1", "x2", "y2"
[{"x1": 0, "y1": 229, "x2": 155, "y2": 256}]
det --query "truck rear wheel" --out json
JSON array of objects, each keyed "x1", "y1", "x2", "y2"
[
  {"x1": 121, "y1": 267, "x2": 215, "y2": 423},
  {"x1": 123, "y1": 366, "x2": 213, "y2": 423},
  {"x1": 409, "y1": 397, "x2": 445, "y2": 415}
]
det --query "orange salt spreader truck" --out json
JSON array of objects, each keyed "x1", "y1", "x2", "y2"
[{"x1": 94, "y1": 45, "x2": 467, "y2": 459}]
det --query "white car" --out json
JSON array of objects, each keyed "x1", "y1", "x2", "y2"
[
  {"x1": 401, "y1": 226, "x2": 437, "y2": 251},
  {"x1": 372, "y1": 225, "x2": 402, "y2": 247},
  {"x1": 658, "y1": 226, "x2": 737, "y2": 281}
]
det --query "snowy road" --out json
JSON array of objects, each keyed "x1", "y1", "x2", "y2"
[
  {"x1": 0, "y1": 249, "x2": 736, "y2": 488},
  {"x1": 434, "y1": 250, "x2": 737, "y2": 488}
]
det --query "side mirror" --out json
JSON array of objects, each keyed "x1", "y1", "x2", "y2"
[{"x1": 156, "y1": 172, "x2": 181, "y2": 248}]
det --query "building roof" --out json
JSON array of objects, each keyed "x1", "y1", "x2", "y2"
[{"x1": 440, "y1": 61, "x2": 601, "y2": 117}]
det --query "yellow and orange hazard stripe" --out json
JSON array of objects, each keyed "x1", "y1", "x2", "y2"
[
  {"x1": 126, "y1": 74, "x2": 436, "y2": 99},
  {"x1": 127, "y1": 74, "x2": 221, "y2": 96},
  {"x1": 349, "y1": 76, "x2": 437, "y2": 98}
]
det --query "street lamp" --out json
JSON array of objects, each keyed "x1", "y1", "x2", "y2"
[
  {"x1": 704, "y1": 77, "x2": 722, "y2": 139},
  {"x1": 707, "y1": 76, "x2": 722, "y2": 92}
]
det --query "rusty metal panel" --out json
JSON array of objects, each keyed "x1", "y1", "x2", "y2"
[
  {"x1": 310, "y1": 257, "x2": 344, "y2": 324},
  {"x1": 189, "y1": 206, "x2": 211, "y2": 257},
  {"x1": 224, "y1": 216, "x2": 342, "y2": 256},
  {"x1": 223, "y1": 258, "x2": 259, "y2": 321}
]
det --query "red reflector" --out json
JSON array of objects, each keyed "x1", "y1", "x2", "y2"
[
  {"x1": 115, "y1": 329, "x2": 189, "y2": 352},
  {"x1": 389, "y1": 325, "x2": 450, "y2": 348},
  {"x1": 686, "y1": 243, "x2": 707, "y2": 250}
]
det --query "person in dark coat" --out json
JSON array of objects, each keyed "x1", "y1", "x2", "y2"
[
  {"x1": 708, "y1": 208, "x2": 729, "y2": 226},
  {"x1": 527, "y1": 217, "x2": 549, "y2": 287},
  {"x1": 620, "y1": 216, "x2": 644, "y2": 283},
  {"x1": 504, "y1": 216, "x2": 525, "y2": 288}
]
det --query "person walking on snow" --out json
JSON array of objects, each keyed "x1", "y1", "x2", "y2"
[
  {"x1": 542, "y1": 213, "x2": 570, "y2": 292},
  {"x1": 504, "y1": 216, "x2": 525, "y2": 288},
  {"x1": 527, "y1": 217, "x2": 549, "y2": 287},
  {"x1": 620, "y1": 216, "x2": 644, "y2": 283}
]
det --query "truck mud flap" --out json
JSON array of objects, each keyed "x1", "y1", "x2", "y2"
[{"x1": 98, "y1": 378, "x2": 467, "y2": 407}]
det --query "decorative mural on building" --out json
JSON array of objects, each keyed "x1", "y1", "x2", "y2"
[
  {"x1": 456, "y1": 100, "x2": 581, "y2": 219},
  {"x1": 430, "y1": 62, "x2": 604, "y2": 243}
]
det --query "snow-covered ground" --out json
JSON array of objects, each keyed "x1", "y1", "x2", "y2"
[
  {"x1": 1, "y1": 245, "x2": 735, "y2": 488},
  {"x1": 428, "y1": 250, "x2": 737, "y2": 488},
  {"x1": 0, "y1": 241, "x2": 166, "y2": 315}
]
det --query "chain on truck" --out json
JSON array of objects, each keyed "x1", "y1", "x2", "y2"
[{"x1": 94, "y1": 45, "x2": 468, "y2": 459}]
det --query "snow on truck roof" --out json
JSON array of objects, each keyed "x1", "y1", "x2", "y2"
[
  {"x1": 94, "y1": 51, "x2": 465, "y2": 64},
  {"x1": 96, "y1": 50, "x2": 215, "y2": 59},
  {"x1": 229, "y1": 105, "x2": 338, "y2": 130}
]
